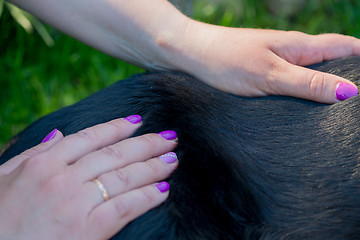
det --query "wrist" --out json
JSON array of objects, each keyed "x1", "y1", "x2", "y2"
[
  {"x1": 148, "y1": 11, "x2": 193, "y2": 72},
  {"x1": 156, "y1": 19, "x2": 219, "y2": 78}
]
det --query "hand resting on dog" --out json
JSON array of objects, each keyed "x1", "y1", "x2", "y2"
[
  {"x1": 3, "y1": 0, "x2": 360, "y2": 238},
  {"x1": 7, "y1": 0, "x2": 360, "y2": 103},
  {"x1": 2, "y1": 57, "x2": 360, "y2": 239},
  {"x1": 0, "y1": 117, "x2": 178, "y2": 240}
]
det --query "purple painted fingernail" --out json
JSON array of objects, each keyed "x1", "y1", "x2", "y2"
[
  {"x1": 159, "y1": 152, "x2": 178, "y2": 164},
  {"x1": 155, "y1": 181, "x2": 170, "y2": 193},
  {"x1": 124, "y1": 115, "x2": 142, "y2": 124},
  {"x1": 158, "y1": 130, "x2": 177, "y2": 140},
  {"x1": 41, "y1": 129, "x2": 58, "y2": 143},
  {"x1": 335, "y1": 82, "x2": 358, "y2": 101}
]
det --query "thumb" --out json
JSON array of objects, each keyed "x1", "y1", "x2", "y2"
[
  {"x1": 0, "y1": 129, "x2": 64, "y2": 175},
  {"x1": 273, "y1": 62, "x2": 358, "y2": 104}
]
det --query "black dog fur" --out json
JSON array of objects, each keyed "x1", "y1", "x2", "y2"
[{"x1": 2, "y1": 57, "x2": 360, "y2": 239}]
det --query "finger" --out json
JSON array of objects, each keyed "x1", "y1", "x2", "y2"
[
  {"x1": 274, "y1": 33, "x2": 360, "y2": 66},
  {"x1": 0, "y1": 129, "x2": 64, "y2": 175},
  {"x1": 88, "y1": 152, "x2": 178, "y2": 204},
  {"x1": 265, "y1": 59, "x2": 358, "y2": 104},
  {"x1": 73, "y1": 131, "x2": 178, "y2": 180},
  {"x1": 87, "y1": 182, "x2": 170, "y2": 240},
  {"x1": 310, "y1": 34, "x2": 360, "y2": 63},
  {"x1": 42, "y1": 116, "x2": 142, "y2": 165}
]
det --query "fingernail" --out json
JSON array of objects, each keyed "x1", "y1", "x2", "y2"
[
  {"x1": 159, "y1": 152, "x2": 178, "y2": 164},
  {"x1": 41, "y1": 129, "x2": 58, "y2": 143},
  {"x1": 335, "y1": 82, "x2": 358, "y2": 101},
  {"x1": 124, "y1": 115, "x2": 142, "y2": 124},
  {"x1": 155, "y1": 181, "x2": 170, "y2": 193},
  {"x1": 158, "y1": 130, "x2": 177, "y2": 140}
]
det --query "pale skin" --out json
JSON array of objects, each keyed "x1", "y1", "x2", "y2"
[
  {"x1": 0, "y1": 119, "x2": 178, "y2": 239},
  {"x1": 2, "y1": 0, "x2": 360, "y2": 239},
  {"x1": 8, "y1": 0, "x2": 360, "y2": 103}
]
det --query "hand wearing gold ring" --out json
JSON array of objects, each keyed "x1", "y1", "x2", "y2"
[
  {"x1": 0, "y1": 115, "x2": 178, "y2": 240},
  {"x1": 93, "y1": 179, "x2": 110, "y2": 201}
]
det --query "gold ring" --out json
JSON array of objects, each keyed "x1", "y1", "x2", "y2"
[{"x1": 93, "y1": 178, "x2": 110, "y2": 201}]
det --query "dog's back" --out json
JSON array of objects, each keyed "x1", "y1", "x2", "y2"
[{"x1": 2, "y1": 57, "x2": 360, "y2": 239}]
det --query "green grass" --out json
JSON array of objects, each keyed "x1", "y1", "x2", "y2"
[
  {"x1": 0, "y1": 8, "x2": 144, "y2": 147},
  {"x1": 1, "y1": 0, "x2": 360, "y2": 148}
]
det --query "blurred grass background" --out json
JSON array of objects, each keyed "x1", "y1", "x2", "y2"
[{"x1": 1, "y1": 0, "x2": 360, "y2": 148}]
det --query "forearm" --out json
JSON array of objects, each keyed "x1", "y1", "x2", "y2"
[
  {"x1": 10, "y1": 0, "x2": 360, "y2": 105},
  {"x1": 8, "y1": 0, "x2": 189, "y2": 70}
]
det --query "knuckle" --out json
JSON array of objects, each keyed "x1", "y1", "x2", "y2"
[
  {"x1": 101, "y1": 145, "x2": 124, "y2": 160},
  {"x1": 145, "y1": 160, "x2": 160, "y2": 175},
  {"x1": 346, "y1": 35, "x2": 360, "y2": 48},
  {"x1": 263, "y1": 59, "x2": 283, "y2": 95},
  {"x1": 23, "y1": 157, "x2": 65, "y2": 191},
  {"x1": 22, "y1": 155, "x2": 46, "y2": 171},
  {"x1": 319, "y1": 33, "x2": 343, "y2": 39},
  {"x1": 114, "y1": 170, "x2": 129, "y2": 187},
  {"x1": 137, "y1": 134, "x2": 158, "y2": 151},
  {"x1": 315, "y1": 33, "x2": 339, "y2": 44},
  {"x1": 113, "y1": 200, "x2": 130, "y2": 218},
  {"x1": 287, "y1": 30, "x2": 307, "y2": 38},
  {"x1": 45, "y1": 173, "x2": 66, "y2": 191},
  {"x1": 107, "y1": 121, "x2": 126, "y2": 133},
  {"x1": 348, "y1": 35, "x2": 359, "y2": 42},
  {"x1": 286, "y1": 31, "x2": 310, "y2": 43},
  {"x1": 76, "y1": 128, "x2": 101, "y2": 149},
  {"x1": 308, "y1": 72, "x2": 326, "y2": 98},
  {"x1": 139, "y1": 187, "x2": 156, "y2": 204},
  {"x1": 21, "y1": 145, "x2": 44, "y2": 158},
  {"x1": 265, "y1": 61, "x2": 279, "y2": 80}
]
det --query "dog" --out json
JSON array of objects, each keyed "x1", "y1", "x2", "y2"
[{"x1": 1, "y1": 57, "x2": 360, "y2": 239}]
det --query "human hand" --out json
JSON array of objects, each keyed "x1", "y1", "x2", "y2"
[
  {"x1": 9, "y1": 0, "x2": 359, "y2": 104},
  {"x1": 166, "y1": 22, "x2": 360, "y2": 104},
  {"x1": 0, "y1": 116, "x2": 178, "y2": 240}
]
